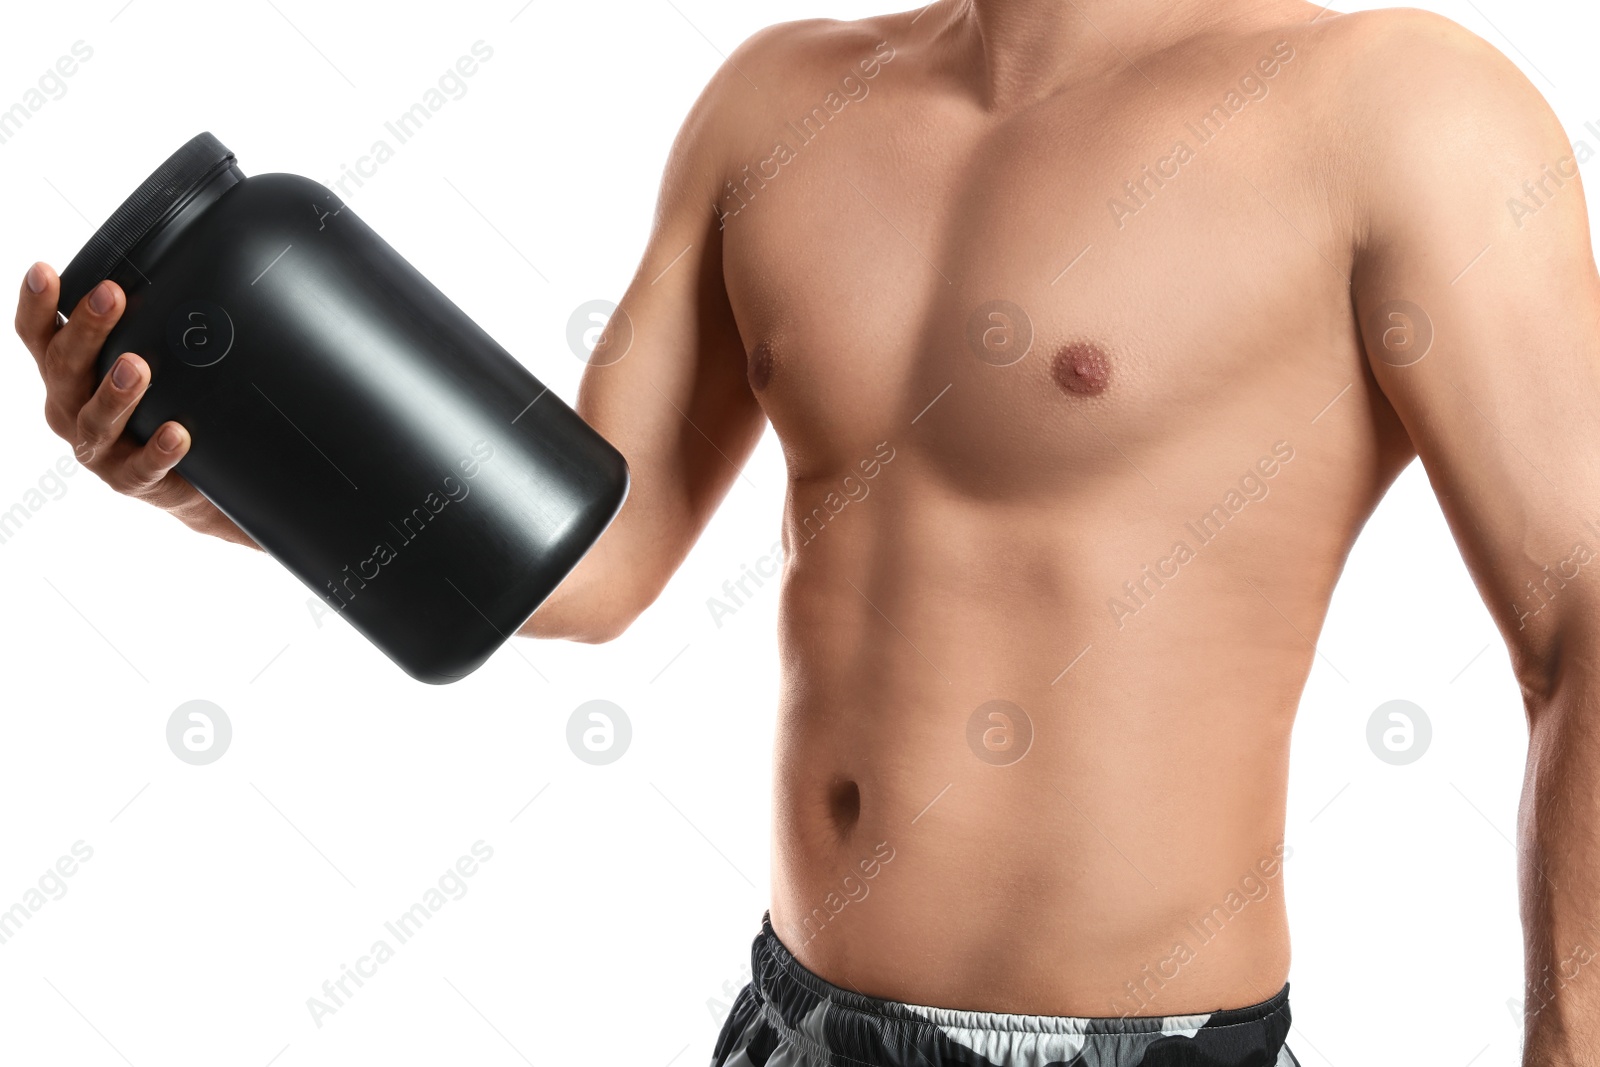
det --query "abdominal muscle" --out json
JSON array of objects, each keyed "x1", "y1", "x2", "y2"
[{"x1": 764, "y1": 476, "x2": 1312, "y2": 1018}]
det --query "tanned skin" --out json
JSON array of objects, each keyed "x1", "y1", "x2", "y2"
[{"x1": 16, "y1": 1, "x2": 1600, "y2": 1061}]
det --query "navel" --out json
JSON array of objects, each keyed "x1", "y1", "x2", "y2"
[
  {"x1": 748, "y1": 339, "x2": 774, "y2": 391},
  {"x1": 1052, "y1": 341, "x2": 1111, "y2": 397},
  {"x1": 827, "y1": 779, "x2": 861, "y2": 834}
]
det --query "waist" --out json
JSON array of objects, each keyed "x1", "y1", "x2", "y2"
[
  {"x1": 741, "y1": 912, "x2": 1295, "y2": 1063},
  {"x1": 768, "y1": 818, "x2": 1293, "y2": 1017},
  {"x1": 768, "y1": 684, "x2": 1296, "y2": 1015}
]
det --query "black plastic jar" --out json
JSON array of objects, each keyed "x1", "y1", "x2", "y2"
[{"x1": 57, "y1": 132, "x2": 629, "y2": 683}]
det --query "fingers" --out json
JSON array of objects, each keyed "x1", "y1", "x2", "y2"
[
  {"x1": 41, "y1": 279, "x2": 125, "y2": 416},
  {"x1": 16, "y1": 264, "x2": 199, "y2": 513},
  {"x1": 71, "y1": 351, "x2": 195, "y2": 511},
  {"x1": 114, "y1": 421, "x2": 193, "y2": 506},
  {"x1": 70, "y1": 351, "x2": 195, "y2": 509},
  {"x1": 73, "y1": 352, "x2": 150, "y2": 465},
  {"x1": 15, "y1": 261, "x2": 61, "y2": 365}
]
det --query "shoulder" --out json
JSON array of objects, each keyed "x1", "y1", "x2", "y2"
[
  {"x1": 1313, "y1": 5, "x2": 1493, "y2": 53},
  {"x1": 706, "y1": 15, "x2": 903, "y2": 113},
  {"x1": 1307, "y1": 7, "x2": 1561, "y2": 141},
  {"x1": 662, "y1": 16, "x2": 904, "y2": 191},
  {"x1": 728, "y1": 16, "x2": 894, "y2": 66},
  {"x1": 1291, "y1": 8, "x2": 1575, "y2": 234}
]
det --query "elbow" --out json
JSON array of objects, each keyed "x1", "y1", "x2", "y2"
[
  {"x1": 518, "y1": 605, "x2": 641, "y2": 644},
  {"x1": 1511, "y1": 634, "x2": 1560, "y2": 715},
  {"x1": 517, "y1": 536, "x2": 670, "y2": 643},
  {"x1": 1510, "y1": 605, "x2": 1600, "y2": 723},
  {"x1": 567, "y1": 609, "x2": 640, "y2": 645},
  {"x1": 517, "y1": 583, "x2": 651, "y2": 644}
]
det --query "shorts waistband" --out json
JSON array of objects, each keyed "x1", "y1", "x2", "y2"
[{"x1": 748, "y1": 911, "x2": 1294, "y2": 1066}]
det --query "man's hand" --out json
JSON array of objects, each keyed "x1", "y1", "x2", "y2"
[{"x1": 14, "y1": 262, "x2": 257, "y2": 547}]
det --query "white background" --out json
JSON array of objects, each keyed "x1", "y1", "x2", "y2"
[{"x1": 0, "y1": 1, "x2": 1596, "y2": 1064}]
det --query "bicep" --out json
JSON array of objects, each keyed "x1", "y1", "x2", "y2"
[
  {"x1": 1351, "y1": 27, "x2": 1600, "y2": 667},
  {"x1": 577, "y1": 209, "x2": 763, "y2": 544},
  {"x1": 563, "y1": 78, "x2": 765, "y2": 605}
]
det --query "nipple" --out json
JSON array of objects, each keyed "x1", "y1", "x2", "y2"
[{"x1": 1052, "y1": 342, "x2": 1111, "y2": 397}]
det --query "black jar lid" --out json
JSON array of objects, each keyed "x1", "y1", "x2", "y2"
[{"x1": 57, "y1": 131, "x2": 237, "y2": 318}]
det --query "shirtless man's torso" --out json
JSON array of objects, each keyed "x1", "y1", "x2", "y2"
[{"x1": 18, "y1": 0, "x2": 1600, "y2": 1062}]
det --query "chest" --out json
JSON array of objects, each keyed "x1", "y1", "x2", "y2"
[{"x1": 718, "y1": 47, "x2": 1342, "y2": 484}]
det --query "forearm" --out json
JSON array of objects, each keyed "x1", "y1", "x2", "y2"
[
  {"x1": 518, "y1": 516, "x2": 650, "y2": 644},
  {"x1": 519, "y1": 400, "x2": 758, "y2": 645},
  {"x1": 517, "y1": 479, "x2": 692, "y2": 644},
  {"x1": 1519, "y1": 649, "x2": 1600, "y2": 1065},
  {"x1": 519, "y1": 323, "x2": 765, "y2": 644}
]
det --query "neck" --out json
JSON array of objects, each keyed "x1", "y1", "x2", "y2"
[{"x1": 925, "y1": 0, "x2": 1255, "y2": 107}]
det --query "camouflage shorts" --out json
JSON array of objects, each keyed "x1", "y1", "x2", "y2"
[{"x1": 711, "y1": 914, "x2": 1299, "y2": 1067}]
